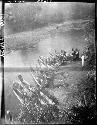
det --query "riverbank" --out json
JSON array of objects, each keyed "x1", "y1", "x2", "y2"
[{"x1": 4, "y1": 19, "x2": 93, "y2": 52}]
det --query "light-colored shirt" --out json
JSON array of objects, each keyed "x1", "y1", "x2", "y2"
[
  {"x1": 81, "y1": 55, "x2": 84, "y2": 60},
  {"x1": 81, "y1": 55, "x2": 85, "y2": 67}
]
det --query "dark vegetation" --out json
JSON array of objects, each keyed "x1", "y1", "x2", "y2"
[
  {"x1": 12, "y1": 60, "x2": 96, "y2": 124},
  {"x1": 83, "y1": 22, "x2": 96, "y2": 70},
  {"x1": 5, "y1": 3, "x2": 95, "y2": 35},
  {"x1": 38, "y1": 48, "x2": 80, "y2": 68},
  {"x1": 69, "y1": 21, "x2": 96, "y2": 124}
]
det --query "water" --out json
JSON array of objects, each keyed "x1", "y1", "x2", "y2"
[{"x1": 4, "y1": 29, "x2": 86, "y2": 68}]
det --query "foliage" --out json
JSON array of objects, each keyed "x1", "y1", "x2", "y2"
[
  {"x1": 83, "y1": 21, "x2": 96, "y2": 69},
  {"x1": 15, "y1": 92, "x2": 60, "y2": 124},
  {"x1": 5, "y1": 3, "x2": 94, "y2": 34},
  {"x1": 69, "y1": 104, "x2": 96, "y2": 124},
  {"x1": 38, "y1": 49, "x2": 79, "y2": 69},
  {"x1": 5, "y1": 3, "x2": 42, "y2": 33},
  {"x1": 13, "y1": 64, "x2": 96, "y2": 124},
  {"x1": 69, "y1": 69, "x2": 96, "y2": 124}
]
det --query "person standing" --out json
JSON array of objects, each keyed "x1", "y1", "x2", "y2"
[
  {"x1": 75, "y1": 48, "x2": 79, "y2": 60},
  {"x1": 81, "y1": 54, "x2": 85, "y2": 67},
  {"x1": 6, "y1": 110, "x2": 13, "y2": 123},
  {"x1": 71, "y1": 48, "x2": 76, "y2": 61}
]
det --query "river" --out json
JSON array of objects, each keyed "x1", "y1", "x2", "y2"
[{"x1": 4, "y1": 29, "x2": 86, "y2": 68}]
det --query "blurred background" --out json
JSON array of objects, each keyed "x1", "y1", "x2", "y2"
[{"x1": 4, "y1": 2, "x2": 94, "y2": 35}]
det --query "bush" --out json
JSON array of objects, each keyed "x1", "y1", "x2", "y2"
[{"x1": 69, "y1": 69, "x2": 96, "y2": 124}]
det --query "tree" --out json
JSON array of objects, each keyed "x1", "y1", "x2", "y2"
[
  {"x1": 83, "y1": 21, "x2": 96, "y2": 69},
  {"x1": 5, "y1": 3, "x2": 42, "y2": 33}
]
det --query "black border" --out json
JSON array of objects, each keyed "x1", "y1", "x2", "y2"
[{"x1": 1, "y1": 0, "x2": 5, "y2": 121}]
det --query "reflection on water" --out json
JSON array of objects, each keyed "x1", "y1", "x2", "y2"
[{"x1": 4, "y1": 30, "x2": 86, "y2": 68}]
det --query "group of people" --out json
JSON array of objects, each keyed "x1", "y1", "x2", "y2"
[
  {"x1": 71, "y1": 48, "x2": 80, "y2": 61},
  {"x1": 71, "y1": 48, "x2": 86, "y2": 67},
  {"x1": 56, "y1": 49, "x2": 80, "y2": 64},
  {"x1": 58, "y1": 48, "x2": 85, "y2": 67},
  {"x1": 38, "y1": 48, "x2": 86, "y2": 67}
]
